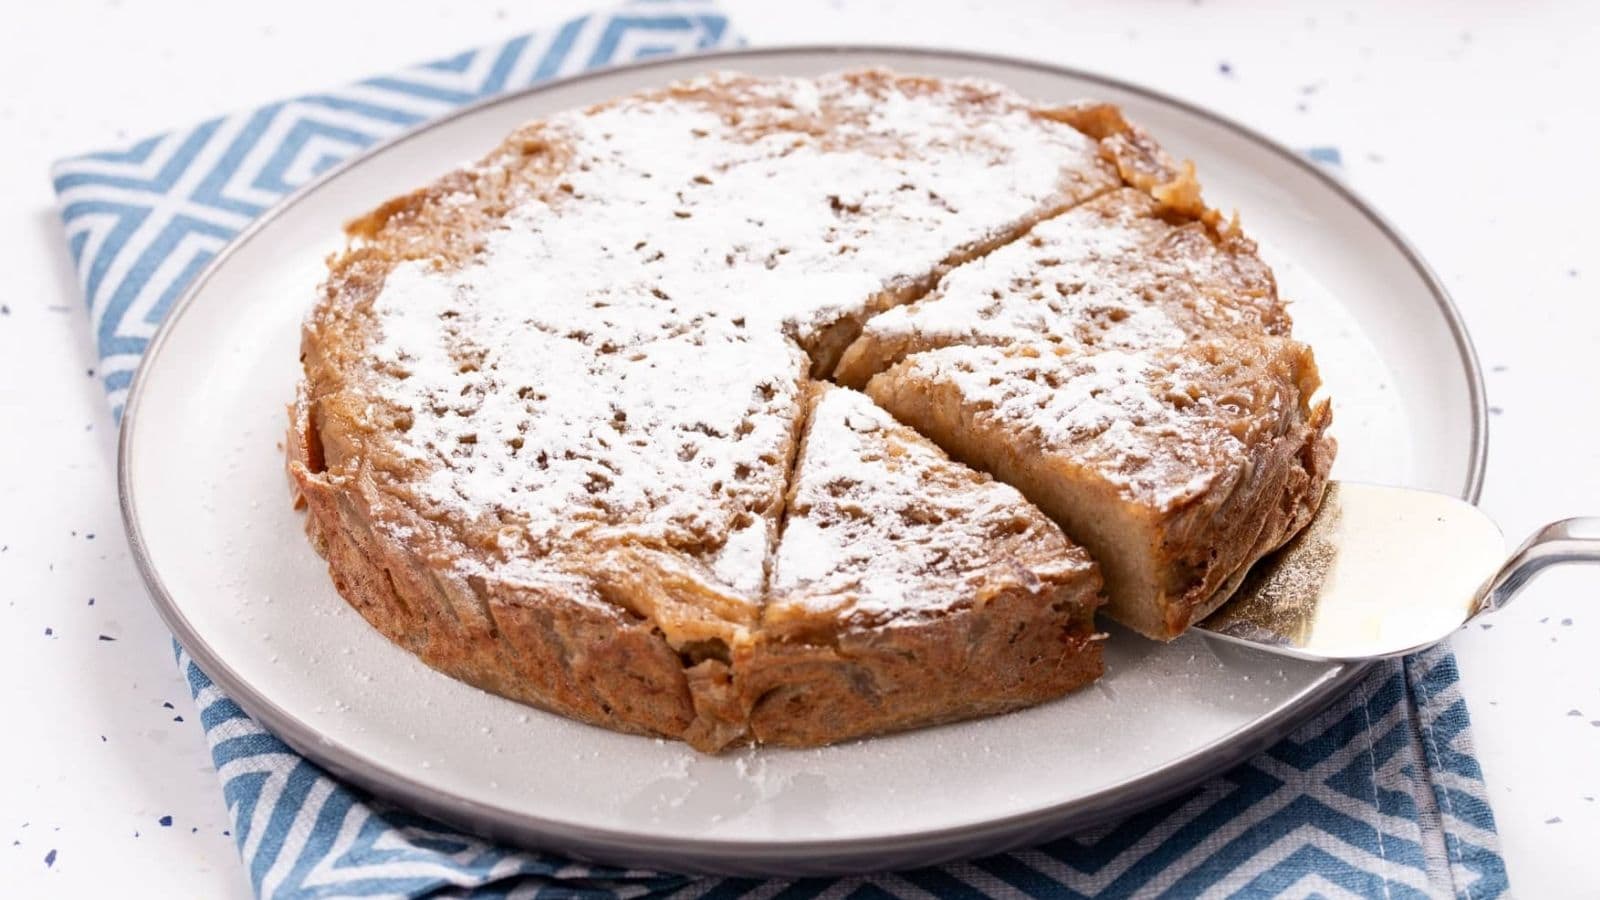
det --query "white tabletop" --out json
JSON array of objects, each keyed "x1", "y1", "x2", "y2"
[{"x1": 3, "y1": 1, "x2": 1596, "y2": 896}]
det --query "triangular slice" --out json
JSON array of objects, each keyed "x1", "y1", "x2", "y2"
[
  {"x1": 834, "y1": 187, "x2": 1289, "y2": 387},
  {"x1": 742, "y1": 384, "x2": 1104, "y2": 746},
  {"x1": 866, "y1": 337, "x2": 1333, "y2": 641}
]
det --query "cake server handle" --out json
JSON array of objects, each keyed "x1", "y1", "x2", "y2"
[{"x1": 1472, "y1": 517, "x2": 1600, "y2": 617}]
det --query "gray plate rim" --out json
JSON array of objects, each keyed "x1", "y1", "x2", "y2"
[{"x1": 117, "y1": 44, "x2": 1489, "y2": 873}]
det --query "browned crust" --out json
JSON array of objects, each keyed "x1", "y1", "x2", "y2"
[
  {"x1": 745, "y1": 589, "x2": 1103, "y2": 746},
  {"x1": 1158, "y1": 380, "x2": 1335, "y2": 637},
  {"x1": 287, "y1": 396, "x2": 711, "y2": 741},
  {"x1": 1040, "y1": 100, "x2": 1275, "y2": 247}
]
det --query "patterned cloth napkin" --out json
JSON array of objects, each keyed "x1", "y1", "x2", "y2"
[{"x1": 52, "y1": 4, "x2": 1509, "y2": 897}]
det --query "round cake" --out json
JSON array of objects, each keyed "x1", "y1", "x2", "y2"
[{"x1": 287, "y1": 70, "x2": 1333, "y2": 752}]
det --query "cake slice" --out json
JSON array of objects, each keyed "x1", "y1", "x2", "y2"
[
  {"x1": 834, "y1": 187, "x2": 1289, "y2": 387},
  {"x1": 742, "y1": 384, "x2": 1105, "y2": 746},
  {"x1": 866, "y1": 338, "x2": 1333, "y2": 640}
]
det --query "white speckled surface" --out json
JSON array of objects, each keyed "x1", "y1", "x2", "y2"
[{"x1": 2, "y1": 1, "x2": 1597, "y2": 896}]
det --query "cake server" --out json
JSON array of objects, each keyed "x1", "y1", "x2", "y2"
[{"x1": 1196, "y1": 482, "x2": 1600, "y2": 661}]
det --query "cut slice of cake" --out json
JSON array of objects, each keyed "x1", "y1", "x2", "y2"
[
  {"x1": 743, "y1": 384, "x2": 1105, "y2": 746},
  {"x1": 834, "y1": 187, "x2": 1290, "y2": 387},
  {"x1": 865, "y1": 337, "x2": 1333, "y2": 641}
]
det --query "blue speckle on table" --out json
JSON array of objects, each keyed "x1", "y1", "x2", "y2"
[
  {"x1": 1489, "y1": 406, "x2": 1504, "y2": 416},
  {"x1": 1217, "y1": 61, "x2": 1234, "y2": 77},
  {"x1": 173, "y1": 715, "x2": 184, "y2": 723},
  {"x1": 1570, "y1": 269, "x2": 1580, "y2": 278},
  {"x1": 0, "y1": 304, "x2": 9, "y2": 315},
  {"x1": 85, "y1": 533, "x2": 94, "y2": 540},
  {"x1": 44, "y1": 848, "x2": 56, "y2": 868},
  {"x1": 44, "y1": 627, "x2": 53, "y2": 637},
  {"x1": 1568, "y1": 709, "x2": 1583, "y2": 716},
  {"x1": 97, "y1": 634, "x2": 116, "y2": 642},
  {"x1": 1491, "y1": 364, "x2": 1509, "y2": 373},
  {"x1": 1562, "y1": 618, "x2": 1573, "y2": 625},
  {"x1": 158, "y1": 816, "x2": 172, "y2": 827},
  {"x1": 1546, "y1": 816, "x2": 1563, "y2": 824},
  {"x1": 161, "y1": 701, "x2": 173, "y2": 709},
  {"x1": 87, "y1": 597, "x2": 95, "y2": 606}
]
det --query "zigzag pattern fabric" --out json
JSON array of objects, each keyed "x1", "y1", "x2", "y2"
[{"x1": 52, "y1": 5, "x2": 1508, "y2": 897}]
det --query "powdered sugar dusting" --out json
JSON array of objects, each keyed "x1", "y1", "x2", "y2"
[
  {"x1": 843, "y1": 188, "x2": 1283, "y2": 378},
  {"x1": 361, "y1": 71, "x2": 1113, "y2": 588},
  {"x1": 770, "y1": 386, "x2": 1079, "y2": 621},
  {"x1": 370, "y1": 258, "x2": 805, "y2": 564},
  {"x1": 895, "y1": 344, "x2": 1252, "y2": 510}
]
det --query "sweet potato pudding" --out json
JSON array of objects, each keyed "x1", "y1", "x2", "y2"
[{"x1": 288, "y1": 70, "x2": 1333, "y2": 751}]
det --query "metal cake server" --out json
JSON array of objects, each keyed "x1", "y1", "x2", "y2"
[{"x1": 1197, "y1": 482, "x2": 1600, "y2": 661}]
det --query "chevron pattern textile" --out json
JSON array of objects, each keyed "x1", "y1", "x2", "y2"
[{"x1": 53, "y1": 7, "x2": 1508, "y2": 898}]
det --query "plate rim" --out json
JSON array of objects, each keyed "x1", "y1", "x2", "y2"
[{"x1": 117, "y1": 44, "x2": 1489, "y2": 872}]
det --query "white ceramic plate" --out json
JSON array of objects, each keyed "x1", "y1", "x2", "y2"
[{"x1": 121, "y1": 47, "x2": 1486, "y2": 876}]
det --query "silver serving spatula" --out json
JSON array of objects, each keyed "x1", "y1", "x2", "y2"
[{"x1": 1197, "y1": 482, "x2": 1600, "y2": 661}]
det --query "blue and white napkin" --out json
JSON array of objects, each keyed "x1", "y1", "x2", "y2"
[{"x1": 52, "y1": 4, "x2": 1508, "y2": 896}]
